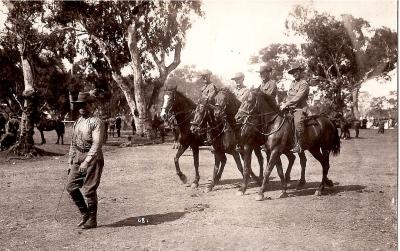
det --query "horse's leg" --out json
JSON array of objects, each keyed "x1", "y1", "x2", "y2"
[
  {"x1": 254, "y1": 146, "x2": 264, "y2": 179},
  {"x1": 296, "y1": 152, "x2": 307, "y2": 189},
  {"x1": 231, "y1": 151, "x2": 244, "y2": 176},
  {"x1": 309, "y1": 147, "x2": 328, "y2": 196},
  {"x1": 237, "y1": 144, "x2": 252, "y2": 196},
  {"x1": 284, "y1": 152, "x2": 296, "y2": 183},
  {"x1": 256, "y1": 149, "x2": 281, "y2": 201},
  {"x1": 322, "y1": 149, "x2": 333, "y2": 187},
  {"x1": 56, "y1": 132, "x2": 59, "y2": 144},
  {"x1": 39, "y1": 130, "x2": 45, "y2": 144},
  {"x1": 174, "y1": 144, "x2": 189, "y2": 184},
  {"x1": 191, "y1": 144, "x2": 200, "y2": 188},
  {"x1": 206, "y1": 150, "x2": 221, "y2": 192},
  {"x1": 61, "y1": 134, "x2": 64, "y2": 145},
  {"x1": 215, "y1": 152, "x2": 227, "y2": 181},
  {"x1": 275, "y1": 154, "x2": 288, "y2": 198}
]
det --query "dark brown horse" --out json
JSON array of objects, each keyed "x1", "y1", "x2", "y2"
[
  {"x1": 160, "y1": 87, "x2": 204, "y2": 188},
  {"x1": 190, "y1": 89, "x2": 264, "y2": 192},
  {"x1": 36, "y1": 112, "x2": 65, "y2": 145},
  {"x1": 235, "y1": 88, "x2": 340, "y2": 200}
]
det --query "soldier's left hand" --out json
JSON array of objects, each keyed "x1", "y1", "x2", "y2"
[
  {"x1": 280, "y1": 103, "x2": 287, "y2": 110},
  {"x1": 79, "y1": 161, "x2": 88, "y2": 174}
]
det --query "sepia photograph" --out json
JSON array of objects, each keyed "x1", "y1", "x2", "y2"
[{"x1": 0, "y1": 0, "x2": 397, "y2": 250}]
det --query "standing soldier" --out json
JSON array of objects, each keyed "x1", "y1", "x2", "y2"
[
  {"x1": 67, "y1": 92, "x2": 105, "y2": 229},
  {"x1": 258, "y1": 64, "x2": 279, "y2": 108},
  {"x1": 115, "y1": 115, "x2": 122, "y2": 137},
  {"x1": 199, "y1": 69, "x2": 217, "y2": 102},
  {"x1": 231, "y1": 72, "x2": 247, "y2": 102},
  {"x1": 280, "y1": 63, "x2": 310, "y2": 153}
]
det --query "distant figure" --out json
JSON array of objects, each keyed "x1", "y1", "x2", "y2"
[
  {"x1": 152, "y1": 114, "x2": 165, "y2": 143},
  {"x1": 0, "y1": 114, "x2": 19, "y2": 150},
  {"x1": 102, "y1": 116, "x2": 109, "y2": 143},
  {"x1": 0, "y1": 113, "x2": 6, "y2": 139},
  {"x1": 378, "y1": 119, "x2": 385, "y2": 134},
  {"x1": 109, "y1": 117, "x2": 116, "y2": 137},
  {"x1": 115, "y1": 115, "x2": 122, "y2": 137}
]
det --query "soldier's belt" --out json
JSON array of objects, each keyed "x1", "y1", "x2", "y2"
[{"x1": 75, "y1": 145, "x2": 91, "y2": 153}]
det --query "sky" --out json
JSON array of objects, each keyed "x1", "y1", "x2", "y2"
[{"x1": 180, "y1": 0, "x2": 397, "y2": 95}]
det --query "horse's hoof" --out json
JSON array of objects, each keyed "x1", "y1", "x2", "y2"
[
  {"x1": 178, "y1": 174, "x2": 187, "y2": 184},
  {"x1": 205, "y1": 187, "x2": 212, "y2": 193},
  {"x1": 279, "y1": 192, "x2": 288, "y2": 199},
  {"x1": 325, "y1": 179, "x2": 334, "y2": 187},
  {"x1": 314, "y1": 190, "x2": 322, "y2": 196},
  {"x1": 190, "y1": 183, "x2": 199, "y2": 189},
  {"x1": 236, "y1": 190, "x2": 245, "y2": 196},
  {"x1": 255, "y1": 193, "x2": 264, "y2": 201}
]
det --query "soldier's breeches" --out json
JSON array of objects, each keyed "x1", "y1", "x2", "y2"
[
  {"x1": 293, "y1": 109, "x2": 305, "y2": 132},
  {"x1": 66, "y1": 151, "x2": 104, "y2": 199}
]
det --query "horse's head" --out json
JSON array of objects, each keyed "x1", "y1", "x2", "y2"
[
  {"x1": 160, "y1": 87, "x2": 177, "y2": 120},
  {"x1": 235, "y1": 88, "x2": 261, "y2": 140},
  {"x1": 190, "y1": 99, "x2": 211, "y2": 136}
]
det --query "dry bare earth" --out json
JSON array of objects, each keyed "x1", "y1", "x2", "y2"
[{"x1": 0, "y1": 128, "x2": 397, "y2": 250}]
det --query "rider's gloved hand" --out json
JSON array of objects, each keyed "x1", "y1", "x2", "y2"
[{"x1": 280, "y1": 103, "x2": 287, "y2": 110}]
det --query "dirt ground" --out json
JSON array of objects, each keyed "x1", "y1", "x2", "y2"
[{"x1": 0, "y1": 127, "x2": 397, "y2": 250}]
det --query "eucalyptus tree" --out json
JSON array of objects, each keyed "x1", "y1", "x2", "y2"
[
  {"x1": 285, "y1": 6, "x2": 397, "y2": 117},
  {"x1": 51, "y1": 1, "x2": 203, "y2": 137}
]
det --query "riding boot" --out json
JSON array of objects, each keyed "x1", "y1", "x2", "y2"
[
  {"x1": 82, "y1": 197, "x2": 97, "y2": 229},
  {"x1": 69, "y1": 189, "x2": 89, "y2": 227},
  {"x1": 291, "y1": 122, "x2": 305, "y2": 153}
]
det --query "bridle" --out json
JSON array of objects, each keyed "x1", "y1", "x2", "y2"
[
  {"x1": 162, "y1": 91, "x2": 194, "y2": 127},
  {"x1": 238, "y1": 93, "x2": 287, "y2": 137}
]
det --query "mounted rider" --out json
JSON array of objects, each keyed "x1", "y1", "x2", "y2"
[
  {"x1": 258, "y1": 64, "x2": 279, "y2": 108},
  {"x1": 199, "y1": 69, "x2": 217, "y2": 145},
  {"x1": 280, "y1": 62, "x2": 310, "y2": 153},
  {"x1": 231, "y1": 72, "x2": 247, "y2": 102},
  {"x1": 199, "y1": 69, "x2": 217, "y2": 102}
]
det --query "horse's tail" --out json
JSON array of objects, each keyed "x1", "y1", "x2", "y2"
[{"x1": 331, "y1": 125, "x2": 340, "y2": 156}]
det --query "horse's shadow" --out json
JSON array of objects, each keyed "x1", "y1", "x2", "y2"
[
  {"x1": 211, "y1": 178, "x2": 366, "y2": 197},
  {"x1": 288, "y1": 183, "x2": 367, "y2": 197},
  {"x1": 101, "y1": 211, "x2": 185, "y2": 228}
]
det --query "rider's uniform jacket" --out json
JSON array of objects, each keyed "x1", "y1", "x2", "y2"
[
  {"x1": 233, "y1": 86, "x2": 248, "y2": 102},
  {"x1": 260, "y1": 79, "x2": 278, "y2": 99},
  {"x1": 201, "y1": 82, "x2": 218, "y2": 101},
  {"x1": 286, "y1": 79, "x2": 309, "y2": 110}
]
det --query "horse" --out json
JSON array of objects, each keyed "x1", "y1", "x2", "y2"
[
  {"x1": 36, "y1": 112, "x2": 65, "y2": 145},
  {"x1": 160, "y1": 87, "x2": 204, "y2": 188},
  {"x1": 235, "y1": 88, "x2": 340, "y2": 200},
  {"x1": 190, "y1": 89, "x2": 264, "y2": 192}
]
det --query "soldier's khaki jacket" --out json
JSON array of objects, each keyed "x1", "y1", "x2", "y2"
[
  {"x1": 286, "y1": 79, "x2": 309, "y2": 109},
  {"x1": 233, "y1": 86, "x2": 248, "y2": 102},
  {"x1": 201, "y1": 83, "x2": 217, "y2": 100},
  {"x1": 260, "y1": 80, "x2": 277, "y2": 98}
]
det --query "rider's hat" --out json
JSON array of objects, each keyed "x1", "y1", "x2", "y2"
[
  {"x1": 71, "y1": 92, "x2": 94, "y2": 103},
  {"x1": 257, "y1": 64, "x2": 273, "y2": 74},
  {"x1": 288, "y1": 62, "x2": 305, "y2": 74},
  {"x1": 198, "y1": 69, "x2": 212, "y2": 77},
  {"x1": 231, "y1": 72, "x2": 245, "y2": 80}
]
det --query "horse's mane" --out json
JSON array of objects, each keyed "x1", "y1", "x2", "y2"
[
  {"x1": 215, "y1": 88, "x2": 241, "y2": 120},
  {"x1": 256, "y1": 90, "x2": 279, "y2": 112},
  {"x1": 174, "y1": 90, "x2": 196, "y2": 109}
]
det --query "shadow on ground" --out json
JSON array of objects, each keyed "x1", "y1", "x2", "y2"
[{"x1": 102, "y1": 211, "x2": 185, "y2": 228}]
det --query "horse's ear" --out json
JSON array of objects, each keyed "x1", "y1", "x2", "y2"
[{"x1": 256, "y1": 86, "x2": 261, "y2": 92}]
